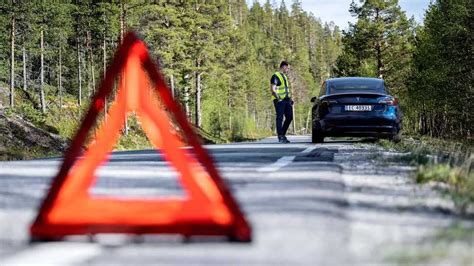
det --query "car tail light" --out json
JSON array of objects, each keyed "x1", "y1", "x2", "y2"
[{"x1": 379, "y1": 96, "x2": 398, "y2": 106}]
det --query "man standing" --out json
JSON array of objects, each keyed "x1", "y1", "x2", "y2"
[{"x1": 270, "y1": 61, "x2": 293, "y2": 143}]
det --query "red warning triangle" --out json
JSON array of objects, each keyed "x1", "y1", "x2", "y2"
[{"x1": 30, "y1": 32, "x2": 251, "y2": 242}]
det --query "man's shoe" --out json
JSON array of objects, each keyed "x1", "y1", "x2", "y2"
[
  {"x1": 278, "y1": 135, "x2": 286, "y2": 143},
  {"x1": 282, "y1": 136, "x2": 290, "y2": 143}
]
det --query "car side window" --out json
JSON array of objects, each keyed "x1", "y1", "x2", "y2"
[{"x1": 319, "y1": 82, "x2": 326, "y2": 97}]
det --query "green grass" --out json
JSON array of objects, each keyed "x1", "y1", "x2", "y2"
[
  {"x1": 1, "y1": 91, "x2": 155, "y2": 159},
  {"x1": 0, "y1": 144, "x2": 62, "y2": 161},
  {"x1": 417, "y1": 162, "x2": 474, "y2": 214},
  {"x1": 434, "y1": 222, "x2": 474, "y2": 243},
  {"x1": 377, "y1": 136, "x2": 474, "y2": 214},
  {"x1": 386, "y1": 247, "x2": 448, "y2": 265},
  {"x1": 385, "y1": 223, "x2": 474, "y2": 265},
  {"x1": 115, "y1": 129, "x2": 152, "y2": 151},
  {"x1": 2, "y1": 86, "x2": 271, "y2": 159},
  {"x1": 378, "y1": 137, "x2": 471, "y2": 163}
]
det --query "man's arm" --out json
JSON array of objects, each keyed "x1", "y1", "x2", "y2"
[
  {"x1": 270, "y1": 74, "x2": 280, "y2": 101},
  {"x1": 271, "y1": 84, "x2": 279, "y2": 101}
]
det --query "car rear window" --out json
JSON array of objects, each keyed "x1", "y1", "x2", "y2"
[{"x1": 328, "y1": 80, "x2": 385, "y2": 94}]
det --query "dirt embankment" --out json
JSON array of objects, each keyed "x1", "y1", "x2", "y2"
[{"x1": 0, "y1": 110, "x2": 68, "y2": 160}]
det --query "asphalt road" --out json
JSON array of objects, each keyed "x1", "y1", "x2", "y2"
[{"x1": 1, "y1": 136, "x2": 473, "y2": 265}]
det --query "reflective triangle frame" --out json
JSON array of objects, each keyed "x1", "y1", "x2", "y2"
[{"x1": 30, "y1": 32, "x2": 251, "y2": 242}]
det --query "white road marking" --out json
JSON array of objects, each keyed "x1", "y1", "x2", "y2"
[
  {"x1": 1, "y1": 243, "x2": 102, "y2": 266},
  {"x1": 257, "y1": 156, "x2": 296, "y2": 172},
  {"x1": 90, "y1": 187, "x2": 184, "y2": 198},
  {"x1": 207, "y1": 144, "x2": 309, "y2": 149},
  {"x1": 301, "y1": 146, "x2": 317, "y2": 154},
  {"x1": 95, "y1": 167, "x2": 179, "y2": 179}
]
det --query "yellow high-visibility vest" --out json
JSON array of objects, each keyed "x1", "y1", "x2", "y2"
[{"x1": 273, "y1": 72, "x2": 291, "y2": 100}]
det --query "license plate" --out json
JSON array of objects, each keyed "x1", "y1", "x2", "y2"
[{"x1": 345, "y1": 105, "x2": 372, "y2": 111}]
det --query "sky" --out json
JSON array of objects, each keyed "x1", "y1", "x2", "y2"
[{"x1": 246, "y1": 0, "x2": 431, "y2": 29}]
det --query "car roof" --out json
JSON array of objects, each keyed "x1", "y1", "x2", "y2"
[{"x1": 326, "y1": 77, "x2": 384, "y2": 84}]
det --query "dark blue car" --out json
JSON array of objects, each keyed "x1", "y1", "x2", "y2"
[{"x1": 311, "y1": 77, "x2": 402, "y2": 143}]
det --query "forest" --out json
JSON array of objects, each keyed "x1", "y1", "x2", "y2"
[
  {"x1": 0, "y1": 0, "x2": 341, "y2": 144},
  {"x1": 335, "y1": 0, "x2": 472, "y2": 139},
  {"x1": 0, "y1": 0, "x2": 471, "y2": 145}
]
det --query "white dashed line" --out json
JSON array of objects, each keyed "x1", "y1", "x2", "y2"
[
  {"x1": 1, "y1": 243, "x2": 102, "y2": 266},
  {"x1": 301, "y1": 146, "x2": 317, "y2": 154},
  {"x1": 257, "y1": 156, "x2": 296, "y2": 172}
]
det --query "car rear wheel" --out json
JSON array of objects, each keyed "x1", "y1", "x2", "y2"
[
  {"x1": 311, "y1": 122, "x2": 324, "y2": 143},
  {"x1": 389, "y1": 130, "x2": 402, "y2": 143}
]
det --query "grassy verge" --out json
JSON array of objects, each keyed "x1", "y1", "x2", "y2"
[
  {"x1": 0, "y1": 145, "x2": 62, "y2": 161},
  {"x1": 1, "y1": 88, "x2": 270, "y2": 161},
  {"x1": 416, "y1": 163, "x2": 473, "y2": 214},
  {"x1": 378, "y1": 137, "x2": 473, "y2": 214},
  {"x1": 385, "y1": 223, "x2": 474, "y2": 265}
]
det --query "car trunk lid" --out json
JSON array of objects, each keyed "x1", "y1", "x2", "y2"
[{"x1": 320, "y1": 92, "x2": 389, "y2": 114}]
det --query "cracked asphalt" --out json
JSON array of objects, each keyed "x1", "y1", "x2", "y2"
[{"x1": 0, "y1": 136, "x2": 473, "y2": 265}]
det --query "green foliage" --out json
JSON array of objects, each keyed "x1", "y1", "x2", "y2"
[
  {"x1": 44, "y1": 95, "x2": 82, "y2": 139},
  {"x1": 379, "y1": 136, "x2": 472, "y2": 165},
  {"x1": 0, "y1": 144, "x2": 61, "y2": 161},
  {"x1": 337, "y1": 0, "x2": 471, "y2": 141},
  {"x1": 385, "y1": 222, "x2": 474, "y2": 264},
  {"x1": 1, "y1": 1, "x2": 342, "y2": 147},
  {"x1": 417, "y1": 162, "x2": 473, "y2": 214},
  {"x1": 115, "y1": 116, "x2": 152, "y2": 150},
  {"x1": 378, "y1": 138, "x2": 431, "y2": 165},
  {"x1": 10, "y1": 104, "x2": 44, "y2": 126},
  {"x1": 335, "y1": 0, "x2": 415, "y2": 95},
  {"x1": 405, "y1": 0, "x2": 473, "y2": 138},
  {"x1": 379, "y1": 136, "x2": 473, "y2": 214}
]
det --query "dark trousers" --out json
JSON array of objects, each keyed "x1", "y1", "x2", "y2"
[{"x1": 273, "y1": 99, "x2": 293, "y2": 136}]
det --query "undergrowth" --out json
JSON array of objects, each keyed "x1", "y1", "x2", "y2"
[{"x1": 378, "y1": 137, "x2": 473, "y2": 214}]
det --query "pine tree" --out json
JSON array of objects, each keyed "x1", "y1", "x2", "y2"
[
  {"x1": 335, "y1": 0, "x2": 415, "y2": 94},
  {"x1": 0, "y1": 1, "x2": 344, "y2": 141},
  {"x1": 407, "y1": 0, "x2": 473, "y2": 138}
]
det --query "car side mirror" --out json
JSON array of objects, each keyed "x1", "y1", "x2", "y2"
[{"x1": 310, "y1": 96, "x2": 317, "y2": 103}]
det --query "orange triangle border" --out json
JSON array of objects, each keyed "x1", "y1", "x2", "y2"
[{"x1": 29, "y1": 32, "x2": 252, "y2": 242}]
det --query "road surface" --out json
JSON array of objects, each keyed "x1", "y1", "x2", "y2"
[{"x1": 1, "y1": 136, "x2": 473, "y2": 265}]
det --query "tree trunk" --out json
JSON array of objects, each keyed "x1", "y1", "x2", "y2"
[
  {"x1": 292, "y1": 102, "x2": 296, "y2": 134},
  {"x1": 195, "y1": 71, "x2": 202, "y2": 127},
  {"x1": 170, "y1": 74, "x2": 175, "y2": 99},
  {"x1": 10, "y1": 9, "x2": 15, "y2": 108},
  {"x1": 183, "y1": 73, "x2": 190, "y2": 120},
  {"x1": 376, "y1": 41, "x2": 383, "y2": 78},
  {"x1": 86, "y1": 31, "x2": 91, "y2": 98},
  {"x1": 22, "y1": 46, "x2": 26, "y2": 91},
  {"x1": 269, "y1": 6, "x2": 273, "y2": 35},
  {"x1": 228, "y1": 89, "x2": 232, "y2": 133},
  {"x1": 86, "y1": 30, "x2": 95, "y2": 97},
  {"x1": 254, "y1": 109, "x2": 257, "y2": 127},
  {"x1": 59, "y1": 37, "x2": 62, "y2": 110},
  {"x1": 103, "y1": 35, "x2": 107, "y2": 122},
  {"x1": 77, "y1": 36, "x2": 82, "y2": 106},
  {"x1": 120, "y1": 3, "x2": 128, "y2": 135},
  {"x1": 305, "y1": 109, "x2": 311, "y2": 135},
  {"x1": 245, "y1": 95, "x2": 249, "y2": 119},
  {"x1": 185, "y1": 86, "x2": 190, "y2": 120},
  {"x1": 120, "y1": 3, "x2": 125, "y2": 41},
  {"x1": 375, "y1": 8, "x2": 384, "y2": 78},
  {"x1": 40, "y1": 30, "x2": 46, "y2": 113},
  {"x1": 239, "y1": 0, "x2": 243, "y2": 25}
]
